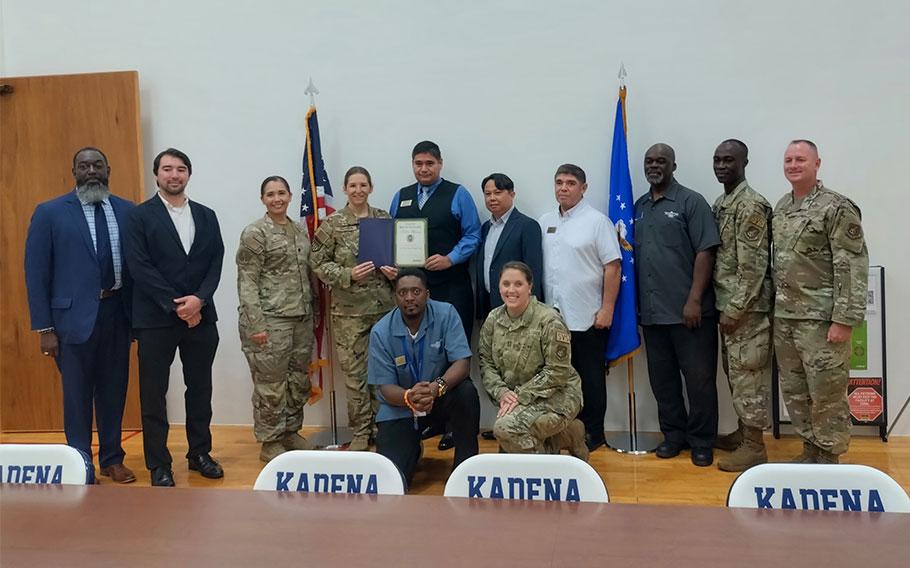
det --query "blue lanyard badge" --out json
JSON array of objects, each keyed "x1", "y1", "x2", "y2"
[{"x1": 399, "y1": 335, "x2": 425, "y2": 386}]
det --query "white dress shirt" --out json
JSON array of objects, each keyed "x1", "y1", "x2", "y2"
[
  {"x1": 482, "y1": 206, "x2": 514, "y2": 292},
  {"x1": 538, "y1": 198, "x2": 621, "y2": 331},
  {"x1": 158, "y1": 192, "x2": 195, "y2": 253}
]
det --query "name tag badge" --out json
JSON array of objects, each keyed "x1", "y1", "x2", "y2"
[
  {"x1": 400, "y1": 199, "x2": 413, "y2": 207},
  {"x1": 395, "y1": 355, "x2": 407, "y2": 367},
  {"x1": 546, "y1": 226, "x2": 557, "y2": 234}
]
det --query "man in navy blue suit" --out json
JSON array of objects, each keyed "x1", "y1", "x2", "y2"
[
  {"x1": 25, "y1": 147, "x2": 137, "y2": 484},
  {"x1": 125, "y1": 148, "x2": 224, "y2": 487},
  {"x1": 475, "y1": 173, "x2": 544, "y2": 320}
]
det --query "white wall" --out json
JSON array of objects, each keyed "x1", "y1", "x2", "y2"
[{"x1": 3, "y1": 0, "x2": 908, "y2": 435}]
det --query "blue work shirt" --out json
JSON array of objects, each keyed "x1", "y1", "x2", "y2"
[
  {"x1": 389, "y1": 178, "x2": 481, "y2": 265},
  {"x1": 368, "y1": 299, "x2": 472, "y2": 423}
]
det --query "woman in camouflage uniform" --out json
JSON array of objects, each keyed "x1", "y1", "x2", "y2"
[
  {"x1": 479, "y1": 261, "x2": 588, "y2": 460},
  {"x1": 237, "y1": 175, "x2": 316, "y2": 463},
  {"x1": 310, "y1": 167, "x2": 396, "y2": 451}
]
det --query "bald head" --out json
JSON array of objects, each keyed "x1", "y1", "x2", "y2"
[
  {"x1": 647, "y1": 143, "x2": 676, "y2": 162},
  {"x1": 644, "y1": 143, "x2": 677, "y2": 190}
]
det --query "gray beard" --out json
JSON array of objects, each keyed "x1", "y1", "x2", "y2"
[{"x1": 75, "y1": 182, "x2": 111, "y2": 203}]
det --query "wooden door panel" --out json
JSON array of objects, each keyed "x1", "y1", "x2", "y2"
[{"x1": 0, "y1": 71, "x2": 144, "y2": 431}]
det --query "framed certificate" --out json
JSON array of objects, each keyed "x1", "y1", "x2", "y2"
[{"x1": 394, "y1": 219, "x2": 428, "y2": 267}]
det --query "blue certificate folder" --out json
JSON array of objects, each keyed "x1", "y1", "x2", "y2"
[{"x1": 357, "y1": 218, "x2": 394, "y2": 266}]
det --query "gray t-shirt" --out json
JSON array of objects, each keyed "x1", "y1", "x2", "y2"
[{"x1": 634, "y1": 181, "x2": 721, "y2": 326}]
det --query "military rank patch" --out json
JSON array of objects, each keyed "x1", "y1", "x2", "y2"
[
  {"x1": 746, "y1": 211, "x2": 767, "y2": 228},
  {"x1": 846, "y1": 223, "x2": 863, "y2": 240}
]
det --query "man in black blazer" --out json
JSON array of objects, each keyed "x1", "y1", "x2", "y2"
[
  {"x1": 475, "y1": 173, "x2": 544, "y2": 320},
  {"x1": 125, "y1": 148, "x2": 225, "y2": 487}
]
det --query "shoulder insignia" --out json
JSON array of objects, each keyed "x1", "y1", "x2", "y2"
[
  {"x1": 555, "y1": 329, "x2": 571, "y2": 344},
  {"x1": 555, "y1": 345, "x2": 569, "y2": 361},
  {"x1": 846, "y1": 223, "x2": 863, "y2": 240},
  {"x1": 746, "y1": 211, "x2": 767, "y2": 229}
]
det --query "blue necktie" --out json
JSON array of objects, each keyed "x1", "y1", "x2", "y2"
[
  {"x1": 94, "y1": 202, "x2": 115, "y2": 290},
  {"x1": 417, "y1": 187, "x2": 429, "y2": 209}
]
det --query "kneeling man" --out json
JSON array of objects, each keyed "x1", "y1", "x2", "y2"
[{"x1": 368, "y1": 268, "x2": 480, "y2": 487}]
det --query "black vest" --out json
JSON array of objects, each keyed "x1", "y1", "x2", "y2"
[{"x1": 395, "y1": 179, "x2": 469, "y2": 290}]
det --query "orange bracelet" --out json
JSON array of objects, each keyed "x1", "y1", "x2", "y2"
[{"x1": 403, "y1": 389, "x2": 417, "y2": 413}]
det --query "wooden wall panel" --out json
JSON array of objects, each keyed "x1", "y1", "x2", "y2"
[{"x1": 0, "y1": 71, "x2": 144, "y2": 431}]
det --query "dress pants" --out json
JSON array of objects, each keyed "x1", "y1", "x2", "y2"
[
  {"x1": 642, "y1": 319, "x2": 718, "y2": 449},
  {"x1": 571, "y1": 326, "x2": 610, "y2": 442},
  {"x1": 135, "y1": 322, "x2": 219, "y2": 470},
  {"x1": 376, "y1": 379, "x2": 480, "y2": 487},
  {"x1": 55, "y1": 293, "x2": 130, "y2": 468}
]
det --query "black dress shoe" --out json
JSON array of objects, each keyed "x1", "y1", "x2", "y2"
[
  {"x1": 655, "y1": 441, "x2": 684, "y2": 459},
  {"x1": 151, "y1": 467, "x2": 175, "y2": 487},
  {"x1": 691, "y1": 447, "x2": 713, "y2": 467},
  {"x1": 481, "y1": 430, "x2": 496, "y2": 441},
  {"x1": 188, "y1": 454, "x2": 224, "y2": 479},
  {"x1": 585, "y1": 433, "x2": 606, "y2": 452},
  {"x1": 437, "y1": 432, "x2": 455, "y2": 451}
]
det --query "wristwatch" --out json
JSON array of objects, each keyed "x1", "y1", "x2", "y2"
[{"x1": 434, "y1": 377, "x2": 448, "y2": 397}]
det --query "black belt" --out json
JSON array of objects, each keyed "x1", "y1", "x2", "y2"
[{"x1": 99, "y1": 289, "x2": 120, "y2": 300}]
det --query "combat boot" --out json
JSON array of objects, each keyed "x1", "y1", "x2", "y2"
[
  {"x1": 717, "y1": 426, "x2": 767, "y2": 472},
  {"x1": 546, "y1": 420, "x2": 590, "y2": 462},
  {"x1": 790, "y1": 440, "x2": 819, "y2": 463},
  {"x1": 260, "y1": 441, "x2": 286, "y2": 463},
  {"x1": 715, "y1": 421, "x2": 743, "y2": 451},
  {"x1": 348, "y1": 436, "x2": 370, "y2": 451},
  {"x1": 282, "y1": 431, "x2": 315, "y2": 451},
  {"x1": 816, "y1": 448, "x2": 840, "y2": 464}
]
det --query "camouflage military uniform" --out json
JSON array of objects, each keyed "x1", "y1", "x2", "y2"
[
  {"x1": 772, "y1": 182, "x2": 868, "y2": 456},
  {"x1": 478, "y1": 298, "x2": 583, "y2": 454},
  {"x1": 713, "y1": 181, "x2": 773, "y2": 429},
  {"x1": 310, "y1": 205, "x2": 395, "y2": 444},
  {"x1": 237, "y1": 215, "x2": 314, "y2": 443}
]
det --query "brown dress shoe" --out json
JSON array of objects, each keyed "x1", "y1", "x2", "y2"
[{"x1": 99, "y1": 463, "x2": 137, "y2": 484}]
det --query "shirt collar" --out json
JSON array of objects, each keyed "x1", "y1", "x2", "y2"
[
  {"x1": 719, "y1": 180, "x2": 750, "y2": 207},
  {"x1": 390, "y1": 301, "x2": 436, "y2": 338},
  {"x1": 491, "y1": 206, "x2": 514, "y2": 225},
  {"x1": 78, "y1": 195, "x2": 111, "y2": 207},
  {"x1": 157, "y1": 191, "x2": 189, "y2": 211},
  {"x1": 418, "y1": 178, "x2": 443, "y2": 194},
  {"x1": 651, "y1": 181, "x2": 681, "y2": 203},
  {"x1": 558, "y1": 198, "x2": 587, "y2": 218}
]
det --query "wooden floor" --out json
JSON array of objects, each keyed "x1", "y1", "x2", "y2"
[{"x1": 3, "y1": 426, "x2": 909, "y2": 506}]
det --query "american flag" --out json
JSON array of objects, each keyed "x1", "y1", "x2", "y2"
[
  {"x1": 300, "y1": 106, "x2": 335, "y2": 237},
  {"x1": 300, "y1": 105, "x2": 334, "y2": 403}
]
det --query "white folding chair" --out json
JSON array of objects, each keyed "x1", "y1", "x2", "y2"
[
  {"x1": 444, "y1": 453, "x2": 609, "y2": 503},
  {"x1": 253, "y1": 450, "x2": 405, "y2": 495},
  {"x1": 0, "y1": 444, "x2": 92, "y2": 485},
  {"x1": 727, "y1": 463, "x2": 910, "y2": 513}
]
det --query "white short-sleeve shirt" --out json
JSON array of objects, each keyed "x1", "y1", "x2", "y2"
[{"x1": 538, "y1": 199, "x2": 621, "y2": 331}]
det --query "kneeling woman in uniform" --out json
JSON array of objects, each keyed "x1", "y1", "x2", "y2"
[
  {"x1": 478, "y1": 261, "x2": 588, "y2": 460},
  {"x1": 237, "y1": 175, "x2": 317, "y2": 462}
]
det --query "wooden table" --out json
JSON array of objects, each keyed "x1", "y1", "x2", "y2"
[{"x1": 2, "y1": 484, "x2": 907, "y2": 567}]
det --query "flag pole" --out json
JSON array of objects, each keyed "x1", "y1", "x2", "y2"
[
  {"x1": 601, "y1": 64, "x2": 660, "y2": 454},
  {"x1": 301, "y1": 78, "x2": 352, "y2": 450}
]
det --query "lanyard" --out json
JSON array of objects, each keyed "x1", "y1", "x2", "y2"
[{"x1": 399, "y1": 335, "x2": 425, "y2": 386}]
